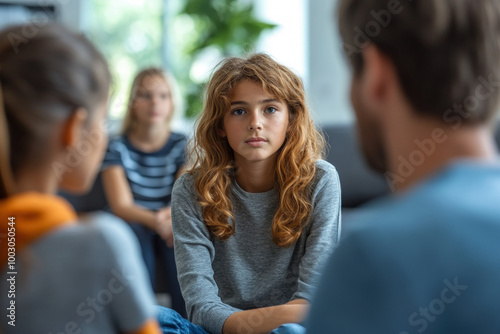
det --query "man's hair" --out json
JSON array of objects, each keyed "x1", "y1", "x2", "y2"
[{"x1": 337, "y1": 0, "x2": 500, "y2": 123}]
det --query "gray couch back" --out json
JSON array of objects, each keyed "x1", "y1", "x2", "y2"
[
  {"x1": 322, "y1": 124, "x2": 390, "y2": 208},
  {"x1": 322, "y1": 122, "x2": 500, "y2": 208}
]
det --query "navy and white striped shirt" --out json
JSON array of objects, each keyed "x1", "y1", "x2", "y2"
[{"x1": 102, "y1": 133, "x2": 187, "y2": 210}]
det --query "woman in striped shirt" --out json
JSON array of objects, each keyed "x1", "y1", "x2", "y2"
[{"x1": 101, "y1": 68, "x2": 187, "y2": 317}]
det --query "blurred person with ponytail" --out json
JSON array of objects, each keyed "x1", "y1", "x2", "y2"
[{"x1": 0, "y1": 24, "x2": 160, "y2": 334}]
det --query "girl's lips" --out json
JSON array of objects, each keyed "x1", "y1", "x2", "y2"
[
  {"x1": 247, "y1": 141, "x2": 265, "y2": 147},
  {"x1": 246, "y1": 138, "x2": 267, "y2": 147}
]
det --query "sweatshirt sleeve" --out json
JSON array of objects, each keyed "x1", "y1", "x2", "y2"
[
  {"x1": 291, "y1": 160, "x2": 342, "y2": 301},
  {"x1": 171, "y1": 174, "x2": 241, "y2": 334}
]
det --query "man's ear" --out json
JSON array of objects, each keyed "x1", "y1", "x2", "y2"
[
  {"x1": 60, "y1": 108, "x2": 88, "y2": 148},
  {"x1": 362, "y1": 44, "x2": 394, "y2": 105}
]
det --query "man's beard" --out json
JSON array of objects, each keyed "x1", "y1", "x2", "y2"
[{"x1": 356, "y1": 117, "x2": 388, "y2": 175}]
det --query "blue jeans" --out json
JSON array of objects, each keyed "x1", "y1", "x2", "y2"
[
  {"x1": 157, "y1": 306, "x2": 209, "y2": 333},
  {"x1": 270, "y1": 323, "x2": 306, "y2": 334},
  {"x1": 156, "y1": 306, "x2": 306, "y2": 334},
  {"x1": 129, "y1": 223, "x2": 186, "y2": 318}
]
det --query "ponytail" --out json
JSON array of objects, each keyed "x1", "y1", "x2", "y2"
[{"x1": 0, "y1": 68, "x2": 14, "y2": 199}]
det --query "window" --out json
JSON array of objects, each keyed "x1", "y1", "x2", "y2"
[{"x1": 88, "y1": 0, "x2": 164, "y2": 120}]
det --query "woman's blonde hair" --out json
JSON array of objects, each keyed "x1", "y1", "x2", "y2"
[
  {"x1": 188, "y1": 53, "x2": 326, "y2": 247},
  {"x1": 121, "y1": 67, "x2": 181, "y2": 134}
]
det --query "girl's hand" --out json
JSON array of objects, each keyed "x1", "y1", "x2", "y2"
[
  {"x1": 155, "y1": 207, "x2": 174, "y2": 247},
  {"x1": 222, "y1": 299, "x2": 310, "y2": 334}
]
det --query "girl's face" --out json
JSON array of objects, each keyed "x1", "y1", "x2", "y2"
[
  {"x1": 133, "y1": 75, "x2": 172, "y2": 126},
  {"x1": 221, "y1": 79, "x2": 289, "y2": 165}
]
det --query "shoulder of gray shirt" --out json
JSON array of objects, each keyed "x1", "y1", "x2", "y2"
[{"x1": 173, "y1": 159, "x2": 340, "y2": 208}]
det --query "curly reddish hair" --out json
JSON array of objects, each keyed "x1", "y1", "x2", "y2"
[{"x1": 188, "y1": 53, "x2": 325, "y2": 247}]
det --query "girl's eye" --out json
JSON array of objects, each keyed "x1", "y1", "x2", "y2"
[
  {"x1": 265, "y1": 106, "x2": 277, "y2": 114},
  {"x1": 137, "y1": 92, "x2": 151, "y2": 99},
  {"x1": 160, "y1": 93, "x2": 170, "y2": 100},
  {"x1": 231, "y1": 109, "x2": 245, "y2": 116}
]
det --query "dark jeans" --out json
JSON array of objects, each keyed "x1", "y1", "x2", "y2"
[
  {"x1": 156, "y1": 306, "x2": 306, "y2": 334},
  {"x1": 129, "y1": 223, "x2": 186, "y2": 318}
]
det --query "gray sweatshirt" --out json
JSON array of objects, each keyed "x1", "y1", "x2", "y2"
[
  {"x1": 0, "y1": 213, "x2": 156, "y2": 334},
  {"x1": 171, "y1": 159, "x2": 341, "y2": 334}
]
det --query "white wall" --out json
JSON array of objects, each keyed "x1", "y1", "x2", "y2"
[
  {"x1": 0, "y1": 0, "x2": 84, "y2": 31},
  {"x1": 255, "y1": 0, "x2": 353, "y2": 125},
  {"x1": 255, "y1": 0, "x2": 307, "y2": 83},
  {"x1": 0, "y1": 0, "x2": 83, "y2": 31},
  {"x1": 308, "y1": 0, "x2": 353, "y2": 125},
  {"x1": 59, "y1": 0, "x2": 84, "y2": 31}
]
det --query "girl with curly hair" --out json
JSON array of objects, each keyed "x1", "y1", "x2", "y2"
[{"x1": 159, "y1": 53, "x2": 341, "y2": 334}]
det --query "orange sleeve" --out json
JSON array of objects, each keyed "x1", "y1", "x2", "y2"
[{"x1": 127, "y1": 319, "x2": 162, "y2": 334}]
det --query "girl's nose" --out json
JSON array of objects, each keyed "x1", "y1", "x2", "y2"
[{"x1": 248, "y1": 112, "x2": 263, "y2": 131}]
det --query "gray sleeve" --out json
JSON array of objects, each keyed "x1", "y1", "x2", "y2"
[
  {"x1": 91, "y1": 214, "x2": 157, "y2": 331},
  {"x1": 171, "y1": 175, "x2": 240, "y2": 334},
  {"x1": 292, "y1": 161, "x2": 342, "y2": 301}
]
